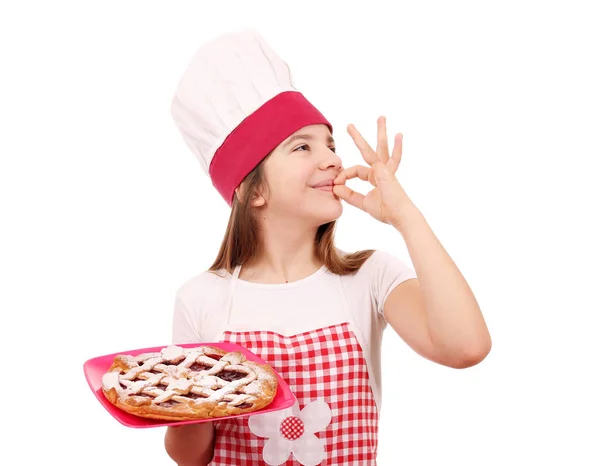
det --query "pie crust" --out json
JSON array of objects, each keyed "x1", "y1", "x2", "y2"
[{"x1": 101, "y1": 345, "x2": 278, "y2": 420}]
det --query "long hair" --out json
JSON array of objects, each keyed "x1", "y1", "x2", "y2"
[{"x1": 208, "y1": 151, "x2": 375, "y2": 276}]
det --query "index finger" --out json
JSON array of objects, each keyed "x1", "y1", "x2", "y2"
[{"x1": 334, "y1": 164, "x2": 376, "y2": 187}]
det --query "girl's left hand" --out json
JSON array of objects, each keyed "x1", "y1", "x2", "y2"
[{"x1": 333, "y1": 116, "x2": 414, "y2": 226}]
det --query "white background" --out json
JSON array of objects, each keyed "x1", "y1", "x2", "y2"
[{"x1": 2, "y1": 1, "x2": 599, "y2": 464}]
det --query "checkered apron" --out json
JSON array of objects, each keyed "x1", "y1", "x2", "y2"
[{"x1": 208, "y1": 265, "x2": 379, "y2": 465}]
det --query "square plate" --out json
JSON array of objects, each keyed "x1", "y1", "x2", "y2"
[{"x1": 83, "y1": 342, "x2": 296, "y2": 428}]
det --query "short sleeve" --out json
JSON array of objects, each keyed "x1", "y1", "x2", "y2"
[
  {"x1": 370, "y1": 250, "x2": 418, "y2": 319},
  {"x1": 171, "y1": 289, "x2": 202, "y2": 344}
]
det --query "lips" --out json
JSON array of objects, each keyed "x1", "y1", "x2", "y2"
[
  {"x1": 311, "y1": 179, "x2": 334, "y2": 188},
  {"x1": 311, "y1": 180, "x2": 335, "y2": 195}
]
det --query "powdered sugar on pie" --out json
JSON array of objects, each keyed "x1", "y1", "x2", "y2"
[{"x1": 101, "y1": 345, "x2": 278, "y2": 421}]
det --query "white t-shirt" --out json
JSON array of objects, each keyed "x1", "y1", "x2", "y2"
[{"x1": 171, "y1": 249, "x2": 417, "y2": 412}]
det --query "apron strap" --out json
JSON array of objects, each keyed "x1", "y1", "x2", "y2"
[
  {"x1": 210, "y1": 264, "x2": 242, "y2": 342},
  {"x1": 225, "y1": 264, "x2": 242, "y2": 325},
  {"x1": 335, "y1": 273, "x2": 369, "y2": 356}
]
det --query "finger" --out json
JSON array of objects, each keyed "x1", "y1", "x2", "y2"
[
  {"x1": 347, "y1": 124, "x2": 378, "y2": 166},
  {"x1": 333, "y1": 184, "x2": 366, "y2": 210},
  {"x1": 377, "y1": 116, "x2": 390, "y2": 164},
  {"x1": 388, "y1": 133, "x2": 403, "y2": 173},
  {"x1": 334, "y1": 165, "x2": 372, "y2": 185}
]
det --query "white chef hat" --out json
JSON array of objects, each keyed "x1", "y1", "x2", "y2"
[{"x1": 170, "y1": 28, "x2": 333, "y2": 206}]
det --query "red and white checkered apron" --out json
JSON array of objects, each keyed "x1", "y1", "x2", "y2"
[{"x1": 208, "y1": 265, "x2": 379, "y2": 465}]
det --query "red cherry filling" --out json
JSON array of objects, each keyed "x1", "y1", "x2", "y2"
[
  {"x1": 206, "y1": 354, "x2": 223, "y2": 361},
  {"x1": 190, "y1": 362, "x2": 212, "y2": 371},
  {"x1": 159, "y1": 400, "x2": 178, "y2": 408},
  {"x1": 219, "y1": 370, "x2": 245, "y2": 382}
]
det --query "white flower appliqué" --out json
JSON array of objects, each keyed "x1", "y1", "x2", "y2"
[{"x1": 248, "y1": 398, "x2": 332, "y2": 465}]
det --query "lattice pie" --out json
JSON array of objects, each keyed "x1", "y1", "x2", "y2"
[{"x1": 101, "y1": 345, "x2": 278, "y2": 420}]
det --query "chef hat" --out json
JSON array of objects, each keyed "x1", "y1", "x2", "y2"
[{"x1": 170, "y1": 28, "x2": 333, "y2": 206}]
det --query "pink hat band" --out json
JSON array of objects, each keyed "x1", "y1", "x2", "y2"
[{"x1": 209, "y1": 90, "x2": 333, "y2": 206}]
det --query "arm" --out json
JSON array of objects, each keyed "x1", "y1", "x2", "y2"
[
  {"x1": 167, "y1": 285, "x2": 215, "y2": 465},
  {"x1": 334, "y1": 118, "x2": 491, "y2": 368},
  {"x1": 385, "y1": 203, "x2": 492, "y2": 369},
  {"x1": 164, "y1": 422, "x2": 216, "y2": 466}
]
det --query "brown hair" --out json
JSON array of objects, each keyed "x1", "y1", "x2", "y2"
[{"x1": 208, "y1": 152, "x2": 375, "y2": 276}]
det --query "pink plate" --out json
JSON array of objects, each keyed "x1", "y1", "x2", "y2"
[{"x1": 83, "y1": 342, "x2": 296, "y2": 428}]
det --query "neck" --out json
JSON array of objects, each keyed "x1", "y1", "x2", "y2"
[{"x1": 240, "y1": 217, "x2": 322, "y2": 284}]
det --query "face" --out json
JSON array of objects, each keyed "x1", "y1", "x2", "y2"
[{"x1": 255, "y1": 124, "x2": 344, "y2": 226}]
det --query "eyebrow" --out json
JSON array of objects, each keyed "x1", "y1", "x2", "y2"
[{"x1": 283, "y1": 133, "x2": 335, "y2": 149}]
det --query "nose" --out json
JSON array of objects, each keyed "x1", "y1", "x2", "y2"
[{"x1": 318, "y1": 146, "x2": 342, "y2": 172}]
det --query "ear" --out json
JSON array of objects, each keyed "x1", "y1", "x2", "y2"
[
  {"x1": 234, "y1": 186, "x2": 243, "y2": 204},
  {"x1": 235, "y1": 185, "x2": 267, "y2": 207},
  {"x1": 251, "y1": 191, "x2": 266, "y2": 207}
]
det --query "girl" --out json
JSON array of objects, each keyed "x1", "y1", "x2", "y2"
[{"x1": 165, "y1": 29, "x2": 491, "y2": 466}]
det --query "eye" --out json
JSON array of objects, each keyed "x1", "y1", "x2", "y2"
[
  {"x1": 292, "y1": 144, "x2": 335, "y2": 152},
  {"x1": 292, "y1": 144, "x2": 336, "y2": 153}
]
